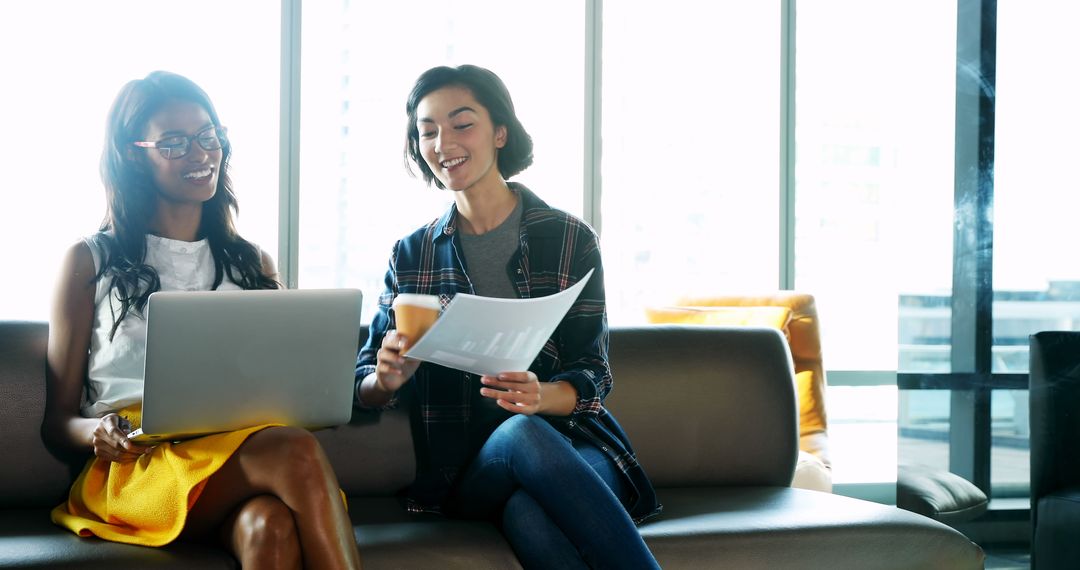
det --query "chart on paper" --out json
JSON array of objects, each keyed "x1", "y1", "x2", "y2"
[{"x1": 404, "y1": 269, "x2": 594, "y2": 376}]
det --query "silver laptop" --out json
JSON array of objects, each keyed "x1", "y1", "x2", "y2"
[{"x1": 128, "y1": 288, "x2": 362, "y2": 443}]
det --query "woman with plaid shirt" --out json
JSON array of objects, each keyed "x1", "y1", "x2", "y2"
[{"x1": 355, "y1": 65, "x2": 660, "y2": 569}]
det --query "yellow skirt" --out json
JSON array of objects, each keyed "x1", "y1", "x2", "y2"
[{"x1": 51, "y1": 405, "x2": 278, "y2": 547}]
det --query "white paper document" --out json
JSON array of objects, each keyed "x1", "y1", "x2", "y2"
[{"x1": 404, "y1": 269, "x2": 594, "y2": 376}]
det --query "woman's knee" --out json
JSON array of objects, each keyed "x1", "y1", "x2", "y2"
[
  {"x1": 492, "y1": 414, "x2": 563, "y2": 448},
  {"x1": 231, "y1": 496, "x2": 300, "y2": 555},
  {"x1": 503, "y1": 489, "x2": 544, "y2": 527},
  {"x1": 246, "y1": 426, "x2": 330, "y2": 485},
  {"x1": 487, "y1": 415, "x2": 576, "y2": 474},
  {"x1": 271, "y1": 426, "x2": 322, "y2": 459}
]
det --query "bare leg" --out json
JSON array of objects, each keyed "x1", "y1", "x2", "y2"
[
  {"x1": 183, "y1": 426, "x2": 362, "y2": 569},
  {"x1": 218, "y1": 496, "x2": 302, "y2": 570}
]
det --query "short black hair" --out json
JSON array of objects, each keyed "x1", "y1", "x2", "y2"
[{"x1": 404, "y1": 65, "x2": 534, "y2": 188}]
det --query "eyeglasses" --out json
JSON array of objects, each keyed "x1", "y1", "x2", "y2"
[{"x1": 133, "y1": 125, "x2": 228, "y2": 159}]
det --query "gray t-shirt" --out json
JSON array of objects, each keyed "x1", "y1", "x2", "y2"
[{"x1": 459, "y1": 198, "x2": 523, "y2": 299}]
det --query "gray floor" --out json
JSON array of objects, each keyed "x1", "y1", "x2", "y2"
[{"x1": 983, "y1": 544, "x2": 1030, "y2": 570}]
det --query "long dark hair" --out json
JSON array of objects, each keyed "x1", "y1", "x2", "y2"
[
  {"x1": 97, "y1": 71, "x2": 277, "y2": 338},
  {"x1": 404, "y1": 65, "x2": 534, "y2": 189}
]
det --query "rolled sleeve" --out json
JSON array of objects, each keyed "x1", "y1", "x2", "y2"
[{"x1": 549, "y1": 233, "x2": 612, "y2": 418}]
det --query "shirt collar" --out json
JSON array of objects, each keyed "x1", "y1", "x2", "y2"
[{"x1": 431, "y1": 182, "x2": 550, "y2": 243}]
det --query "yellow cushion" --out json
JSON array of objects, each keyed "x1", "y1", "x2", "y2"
[{"x1": 644, "y1": 306, "x2": 793, "y2": 331}]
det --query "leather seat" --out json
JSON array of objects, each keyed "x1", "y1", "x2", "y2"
[{"x1": 1030, "y1": 331, "x2": 1080, "y2": 569}]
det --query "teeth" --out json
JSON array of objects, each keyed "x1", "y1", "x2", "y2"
[
  {"x1": 183, "y1": 168, "x2": 212, "y2": 179},
  {"x1": 441, "y1": 157, "x2": 466, "y2": 168}
]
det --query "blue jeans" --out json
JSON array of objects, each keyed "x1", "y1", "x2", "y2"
[{"x1": 446, "y1": 415, "x2": 660, "y2": 570}]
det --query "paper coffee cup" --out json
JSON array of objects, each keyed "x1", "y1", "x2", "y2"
[{"x1": 392, "y1": 294, "x2": 442, "y2": 351}]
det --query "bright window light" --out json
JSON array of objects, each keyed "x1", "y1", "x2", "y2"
[
  {"x1": 0, "y1": 1, "x2": 280, "y2": 320},
  {"x1": 298, "y1": 1, "x2": 583, "y2": 323}
]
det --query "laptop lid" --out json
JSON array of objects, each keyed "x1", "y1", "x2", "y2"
[{"x1": 136, "y1": 288, "x2": 362, "y2": 442}]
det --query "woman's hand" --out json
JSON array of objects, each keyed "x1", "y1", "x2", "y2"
[
  {"x1": 374, "y1": 330, "x2": 421, "y2": 394},
  {"x1": 481, "y1": 373, "x2": 581, "y2": 416},
  {"x1": 92, "y1": 414, "x2": 154, "y2": 463},
  {"x1": 480, "y1": 372, "x2": 543, "y2": 415}
]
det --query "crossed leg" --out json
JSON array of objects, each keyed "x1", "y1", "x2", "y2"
[
  {"x1": 219, "y1": 495, "x2": 301, "y2": 569},
  {"x1": 182, "y1": 426, "x2": 361, "y2": 569}
]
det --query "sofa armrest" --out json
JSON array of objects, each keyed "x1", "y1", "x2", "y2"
[{"x1": 0, "y1": 321, "x2": 78, "y2": 508}]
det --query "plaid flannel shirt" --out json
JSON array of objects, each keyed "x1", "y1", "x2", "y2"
[{"x1": 355, "y1": 183, "x2": 660, "y2": 523}]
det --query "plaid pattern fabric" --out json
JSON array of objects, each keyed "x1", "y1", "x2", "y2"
[{"x1": 355, "y1": 184, "x2": 660, "y2": 522}]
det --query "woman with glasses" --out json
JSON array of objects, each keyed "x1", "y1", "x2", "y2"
[
  {"x1": 355, "y1": 64, "x2": 661, "y2": 569},
  {"x1": 45, "y1": 71, "x2": 361, "y2": 569}
]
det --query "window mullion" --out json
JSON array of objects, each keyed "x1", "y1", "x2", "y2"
[
  {"x1": 584, "y1": 0, "x2": 603, "y2": 235},
  {"x1": 949, "y1": 0, "x2": 997, "y2": 493},
  {"x1": 279, "y1": 0, "x2": 302, "y2": 289}
]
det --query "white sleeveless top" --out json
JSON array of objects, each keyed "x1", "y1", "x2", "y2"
[{"x1": 81, "y1": 233, "x2": 243, "y2": 417}]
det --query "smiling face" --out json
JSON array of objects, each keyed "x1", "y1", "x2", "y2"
[
  {"x1": 139, "y1": 100, "x2": 223, "y2": 206},
  {"x1": 415, "y1": 86, "x2": 507, "y2": 193}
]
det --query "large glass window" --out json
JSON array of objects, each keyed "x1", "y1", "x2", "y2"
[
  {"x1": 981, "y1": 0, "x2": 1080, "y2": 498},
  {"x1": 994, "y1": 0, "x2": 1080, "y2": 373},
  {"x1": 0, "y1": 1, "x2": 281, "y2": 320},
  {"x1": 600, "y1": 2, "x2": 781, "y2": 325},
  {"x1": 898, "y1": 390, "x2": 951, "y2": 474},
  {"x1": 795, "y1": 0, "x2": 957, "y2": 489},
  {"x1": 298, "y1": 1, "x2": 584, "y2": 321},
  {"x1": 829, "y1": 386, "x2": 899, "y2": 485},
  {"x1": 991, "y1": 389, "x2": 1029, "y2": 497},
  {"x1": 795, "y1": 0, "x2": 957, "y2": 372}
]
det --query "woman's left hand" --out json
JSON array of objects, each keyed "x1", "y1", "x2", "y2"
[{"x1": 480, "y1": 372, "x2": 541, "y2": 415}]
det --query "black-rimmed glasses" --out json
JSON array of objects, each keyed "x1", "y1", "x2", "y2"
[{"x1": 133, "y1": 125, "x2": 228, "y2": 159}]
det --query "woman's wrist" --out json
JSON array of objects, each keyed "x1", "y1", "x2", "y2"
[
  {"x1": 538, "y1": 381, "x2": 578, "y2": 417},
  {"x1": 371, "y1": 373, "x2": 389, "y2": 394},
  {"x1": 358, "y1": 372, "x2": 394, "y2": 408}
]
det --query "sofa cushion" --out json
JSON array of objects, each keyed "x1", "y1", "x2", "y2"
[
  {"x1": 896, "y1": 463, "x2": 988, "y2": 524},
  {"x1": 641, "y1": 487, "x2": 983, "y2": 569},
  {"x1": 350, "y1": 497, "x2": 521, "y2": 569},
  {"x1": 316, "y1": 407, "x2": 416, "y2": 496},
  {"x1": 0, "y1": 510, "x2": 235, "y2": 569},
  {"x1": 0, "y1": 500, "x2": 520, "y2": 570}
]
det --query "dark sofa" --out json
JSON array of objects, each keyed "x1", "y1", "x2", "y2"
[
  {"x1": 1030, "y1": 331, "x2": 1080, "y2": 570},
  {"x1": 0, "y1": 321, "x2": 984, "y2": 568}
]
